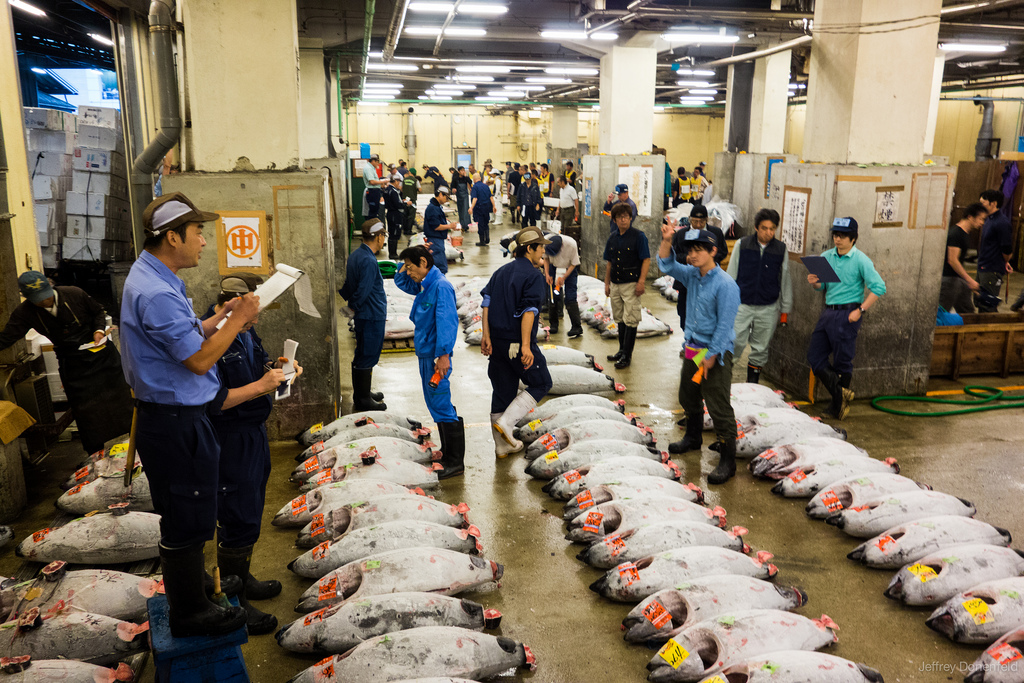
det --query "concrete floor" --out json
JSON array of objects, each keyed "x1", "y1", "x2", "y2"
[{"x1": 3, "y1": 230, "x2": 1023, "y2": 682}]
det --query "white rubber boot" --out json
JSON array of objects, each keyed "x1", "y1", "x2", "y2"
[
  {"x1": 492, "y1": 391, "x2": 536, "y2": 451},
  {"x1": 491, "y1": 413, "x2": 517, "y2": 458}
]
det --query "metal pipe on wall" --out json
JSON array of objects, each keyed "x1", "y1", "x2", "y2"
[
  {"x1": 701, "y1": 35, "x2": 811, "y2": 66},
  {"x1": 131, "y1": 0, "x2": 180, "y2": 177},
  {"x1": 382, "y1": 0, "x2": 410, "y2": 62}
]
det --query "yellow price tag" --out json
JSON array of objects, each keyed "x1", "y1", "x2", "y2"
[
  {"x1": 962, "y1": 598, "x2": 989, "y2": 625},
  {"x1": 656, "y1": 639, "x2": 689, "y2": 669},
  {"x1": 109, "y1": 443, "x2": 128, "y2": 455},
  {"x1": 907, "y1": 563, "x2": 938, "y2": 582},
  {"x1": 310, "y1": 422, "x2": 324, "y2": 434},
  {"x1": 703, "y1": 677, "x2": 727, "y2": 683},
  {"x1": 542, "y1": 344, "x2": 557, "y2": 350},
  {"x1": 544, "y1": 451, "x2": 559, "y2": 461},
  {"x1": 528, "y1": 419, "x2": 543, "y2": 430}
]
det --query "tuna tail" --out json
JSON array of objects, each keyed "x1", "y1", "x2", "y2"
[
  {"x1": 825, "y1": 514, "x2": 846, "y2": 529},
  {"x1": 847, "y1": 543, "x2": 867, "y2": 562},
  {"x1": 769, "y1": 481, "x2": 784, "y2": 496},
  {"x1": 925, "y1": 611, "x2": 957, "y2": 639},
  {"x1": 857, "y1": 664, "x2": 886, "y2": 683}
]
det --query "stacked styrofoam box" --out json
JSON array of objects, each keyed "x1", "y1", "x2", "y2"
[
  {"x1": 66, "y1": 105, "x2": 130, "y2": 263},
  {"x1": 24, "y1": 107, "x2": 77, "y2": 265},
  {"x1": 25, "y1": 330, "x2": 66, "y2": 402}
]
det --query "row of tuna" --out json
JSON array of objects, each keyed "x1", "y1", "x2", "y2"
[
  {"x1": 518, "y1": 387, "x2": 886, "y2": 682},
  {"x1": 281, "y1": 410, "x2": 536, "y2": 682}
]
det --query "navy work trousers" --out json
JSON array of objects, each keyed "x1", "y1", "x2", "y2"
[
  {"x1": 807, "y1": 306, "x2": 863, "y2": 375},
  {"x1": 487, "y1": 338, "x2": 552, "y2": 413},
  {"x1": 474, "y1": 210, "x2": 491, "y2": 244},
  {"x1": 215, "y1": 422, "x2": 271, "y2": 548},
  {"x1": 353, "y1": 318, "x2": 386, "y2": 369}
]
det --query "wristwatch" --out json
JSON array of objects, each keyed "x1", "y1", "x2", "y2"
[{"x1": 858, "y1": 306, "x2": 866, "y2": 314}]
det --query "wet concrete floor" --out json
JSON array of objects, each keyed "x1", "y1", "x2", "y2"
[{"x1": 2, "y1": 229, "x2": 1022, "y2": 682}]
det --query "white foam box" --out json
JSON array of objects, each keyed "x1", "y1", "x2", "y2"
[
  {"x1": 32, "y1": 174, "x2": 71, "y2": 201},
  {"x1": 62, "y1": 236, "x2": 104, "y2": 261},
  {"x1": 73, "y1": 148, "x2": 126, "y2": 175},
  {"x1": 77, "y1": 106, "x2": 122, "y2": 131},
  {"x1": 72, "y1": 170, "x2": 128, "y2": 198},
  {"x1": 40, "y1": 246, "x2": 60, "y2": 270},
  {"x1": 26, "y1": 129, "x2": 77, "y2": 154},
  {"x1": 77, "y1": 124, "x2": 124, "y2": 152},
  {"x1": 24, "y1": 107, "x2": 77, "y2": 132},
  {"x1": 29, "y1": 152, "x2": 72, "y2": 177},
  {"x1": 66, "y1": 191, "x2": 129, "y2": 219},
  {"x1": 66, "y1": 214, "x2": 131, "y2": 241},
  {"x1": 34, "y1": 200, "x2": 65, "y2": 234},
  {"x1": 46, "y1": 372, "x2": 66, "y2": 403}
]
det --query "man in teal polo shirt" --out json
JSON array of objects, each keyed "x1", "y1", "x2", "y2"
[{"x1": 806, "y1": 217, "x2": 886, "y2": 420}]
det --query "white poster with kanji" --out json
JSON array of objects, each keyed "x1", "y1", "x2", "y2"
[
  {"x1": 618, "y1": 165, "x2": 654, "y2": 217},
  {"x1": 781, "y1": 187, "x2": 810, "y2": 255},
  {"x1": 224, "y1": 216, "x2": 263, "y2": 269}
]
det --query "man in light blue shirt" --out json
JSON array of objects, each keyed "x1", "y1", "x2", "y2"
[
  {"x1": 806, "y1": 217, "x2": 886, "y2": 420},
  {"x1": 657, "y1": 222, "x2": 741, "y2": 485}
]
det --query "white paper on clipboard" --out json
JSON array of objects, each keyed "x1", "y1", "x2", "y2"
[
  {"x1": 217, "y1": 263, "x2": 321, "y2": 328},
  {"x1": 276, "y1": 338, "x2": 298, "y2": 400}
]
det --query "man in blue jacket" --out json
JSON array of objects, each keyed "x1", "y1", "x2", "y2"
[
  {"x1": 470, "y1": 172, "x2": 496, "y2": 246},
  {"x1": 394, "y1": 245, "x2": 464, "y2": 479},
  {"x1": 339, "y1": 219, "x2": 388, "y2": 411},
  {"x1": 424, "y1": 186, "x2": 457, "y2": 274},
  {"x1": 517, "y1": 172, "x2": 542, "y2": 227},
  {"x1": 657, "y1": 222, "x2": 741, "y2": 484}
]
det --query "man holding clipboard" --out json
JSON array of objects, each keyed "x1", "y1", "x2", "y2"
[{"x1": 804, "y1": 217, "x2": 886, "y2": 420}]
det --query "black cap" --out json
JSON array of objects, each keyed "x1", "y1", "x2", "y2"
[
  {"x1": 682, "y1": 228, "x2": 717, "y2": 248},
  {"x1": 690, "y1": 205, "x2": 709, "y2": 220},
  {"x1": 544, "y1": 235, "x2": 563, "y2": 256}
]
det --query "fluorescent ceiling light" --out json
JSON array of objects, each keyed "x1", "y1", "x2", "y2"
[
  {"x1": 364, "y1": 89, "x2": 402, "y2": 96},
  {"x1": 489, "y1": 90, "x2": 522, "y2": 96},
  {"x1": 368, "y1": 51, "x2": 383, "y2": 58},
  {"x1": 418, "y1": 95, "x2": 430, "y2": 99},
  {"x1": 591, "y1": 105, "x2": 600, "y2": 110},
  {"x1": 429, "y1": 95, "x2": 454, "y2": 100},
  {"x1": 9, "y1": 0, "x2": 46, "y2": 16},
  {"x1": 476, "y1": 95, "x2": 508, "y2": 101},
  {"x1": 367, "y1": 62, "x2": 419, "y2": 71},
  {"x1": 89, "y1": 33, "x2": 114, "y2": 46},
  {"x1": 405, "y1": 26, "x2": 442, "y2": 35},
  {"x1": 435, "y1": 83, "x2": 474, "y2": 90},
  {"x1": 365, "y1": 81, "x2": 404, "y2": 88},
  {"x1": 31, "y1": 67, "x2": 48, "y2": 74},
  {"x1": 680, "y1": 96, "x2": 714, "y2": 102},
  {"x1": 662, "y1": 33, "x2": 738, "y2": 44},
  {"x1": 788, "y1": 83, "x2": 806, "y2": 89},
  {"x1": 503, "y1": 84, "x2": 545, "y2": 91},
  {"x1": 591, "y1": 32, "x2": 618, "y2": 41},
  {"x1": 456, "y1": 65, "x2": 510, "y2": 73},
  {"x1": 363, "y1": 93, "x2": 396, "y2": 99},
  {"x1": 428, "y1": 89, "x2": 463, "y2": 96},
  {"x1": 939, "y1": 42, "x2": 1006, "y2": 53},
  {"x1": 653, "y1": 106, "x2": 665, "y2": 112},
  {"x1": 541, "y1": 30, "x2": 588, "y2": 39},
  {"x1": 409, "y1": 1, "x2": 453, "y2": 10},
  {"x1": 357, "y1": 101, "x2": 390, "y2": 106},
  {"x1": 526, "y1": 77, "x2": 572, "y2": 84},
  {"x1": 545, "y1": 67, "x2": 598, "y2": 76},
  {"x1": 677, "y1": 68, "x2": 716, "y2": 76},
  {"x1": 688, "y1": 89, "x2": 717, "y2": 95},
  {"x1": 445, "y1": 27, "x2": 487, "y2": 36},
  {"x1": 453, "y1": 76, "x2": 494, "y2": 83},
  {"x1": 676, "y1": 80, "x2": 710, "y2": 87},
  {"x1": 461, "y1": 3, "x2": 508, "y2": 14},
  {"x1": 679, "y1": 102, "x2": 706, "y2": 107}
]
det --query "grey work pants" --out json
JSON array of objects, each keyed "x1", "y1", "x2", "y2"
[
  {"x1": 680, "y1": 351, "x2": 736, "y2": 443},
  {"x1": 939, "y1": 276, "x2": 976, "y2": 314},
  {"x1": 733, "y1": 303, "x2": 780, "y2": 368}
]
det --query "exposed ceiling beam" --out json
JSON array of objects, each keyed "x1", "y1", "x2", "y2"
[{"x1": 432, "y1": 0, "x2": 466, "y2": 56}]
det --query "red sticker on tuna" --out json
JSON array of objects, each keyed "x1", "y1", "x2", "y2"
[
  {"x1": 303, "y1": 457, "x2": 320, "y2": 473},
  {"x1": 74, "y1": 466, "x2": 90, "y2": 481},
  {"x1": 564, "y1": 470, "x2": 582, "y2": 483},
  {"x1": 575, "y1": 490, "x2": 593, "y2": 508},
  {"x1": 539, "y1": 434, "x2": 558, "y2": 450},
  {"x1": 990, "y1": 642, "x2": 1023, "y2": 665},
  {"x1": 66, "y1": 483, "x2": 85, "y2": 496},
  {"x1": 619, "y1": 562, "x2": 640, "y2": 585},
  {"x1": 788, "y1": 470, "x2": 807, "y2": 483},
  {"x1": 820, "y1": 490, "x2": 842, "y2": 512},
  {"x1": 311, "y1": 441, "x2": 325, "y2": 454},
  {"x1": 292, "y1": 496, "x2": 307, "y2": 511},
  {"x1": 312, "y1": 541, "x2": 330, "y2": 561},
  {"x1": 32, "y1": 529, "x2": 50, "y2": 543},
  {"x1": 310, "y1": 513, "x2": 326, "y2": 537},
  {"x1": 318, "y1": 577, "x2": 338, "y2": 601},
  {"x1": 583, "y1": 511, "x2": 604, "y2": 533},
  {"x1": 759, "y1": 449, "x2": 777, "y2": 460},
  {"x1": 303, "y1": 608, "x2": 327, "y2": 626},
  {"x1": 603, "y1": 534, "x2": 626, "y2": 557},
  {"x1": 642, "y1": 600, "x2": 672, "y2": 628},
  {"x1": 875, "y1": 535, "x2": 896, "y2": 552}
]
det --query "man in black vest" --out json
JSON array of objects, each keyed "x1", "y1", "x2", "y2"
[{"x1": 726, "y1": 208, "x2": 792, "y2": 384}]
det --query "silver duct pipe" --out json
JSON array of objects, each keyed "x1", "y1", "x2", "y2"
[
  {"x1": 405, "y1": 113, "x2": 416, "y2": 169},
  {"x1": 132, "y1": 0, "x2": 180, "y2": 175},
  {"x1": 975, "y1": 100, "x2": 996, "y2": 160},
  {"x1": 382, "y1": 0, "x2": 410, "y2": 62},
  {"x1": 700, "y1": 35, "x2": 812, "y2": 67}
]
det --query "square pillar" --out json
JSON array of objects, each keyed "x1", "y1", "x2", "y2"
[
  {"x1": 552, "y1": 107, "x2": 578, "y2": 150},
  {"x1": 599, "y1": 47, "x2": 656, "y2": 155},
  {"x1": 748, "y1": 49, "x2": 791, "y2": 154},
  {"x1": 299, "y1": 38, "x2": 329, "y2": 160}
]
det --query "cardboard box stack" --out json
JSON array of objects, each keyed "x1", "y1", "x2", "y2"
[
  {"x1": 24, "y1": 107, "x2": 77, "y2": 268},
  {"x1": 65, "y1": 106, "x2": 131, "y2": 263}
]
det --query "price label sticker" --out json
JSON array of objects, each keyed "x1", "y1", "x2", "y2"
[
  {"x1": 365, "y1": 560, "x2": 382, "y2": 569},
  {"x1": 603, "y1": 534, "x2": 626, "y2": 557},
  {"x1": 990, "y1": 642, "x2": 1023, "y2": 665},
  {"x1": 907, "y1": 563, "x2": 938, "y2": 582},
  {"x1": 66, "y1": 483, "x2": 85, "y2": 496},
  {"x1": 642, "y1": 600, "x2": 672, "y2": 628},
  {"x1": 312, "y1": 441, "x2": 325, "y2": 454},
  {"x1": 539, "y1": 434, "x2": 558, "y2": 450},
  {"x1": 618, "y1": 562, "x2": 640, "y2": 585},
  {"x1": 318, "y1": 577, "x2": 337, "y2": 601},
  {"x1": 310, "y1": 422, "x2": 324, "y2": 435},
  {"x1": 303, "y1": 608, "x2": 327, "y2": 626},
  {"x1": 788, "y1": 470, "x2": 807, "y2": 483},
  {"x1": 32, "y1": 529, "x2": 50, "y2": 543},
  {"x1": 74, "y1": 466, "x2": 90, "y2": 481},
  {"x1": 819, "y1": 490, "x2": 843, "y2": 512},
  {"x1": 583, "y1": 511, "x2": 604, "y2": 534},
  {"x1": 656, "y1": 639, "x2": 690, "y2": 669},
  {"x1": 875, "y1": 535, "x2": 896, "y2": 552},
  {"x1": 575, "y1": 490, "x2": 593, "y2": 507},
  {"x1": 564, "y1": 470, "x2": 581, "y2": 483},
  {"x1": 109, "y1": 443, "x2": 128, "y2": 455},
  {"x1": 312, "y1": 542, "x2": 330, "y2": 561},
  {"x1": 962, "y1": 598, "x2": 989, "y2": 625},
  {"x1": 544, "y1": 450, "x2": 559, "y2": 461},
  {"x1": 304, "y1": 457, "x2": 321, "y2": 473},
  {"x1": 310, "y1": 513, "x2": 326, "y2": 537},
  {"x1": 758, "y1": 448, "x2": 777, "y2": 460},
  {"x1": 528, "y1": 419, "x2": 543, "y2": 430}
]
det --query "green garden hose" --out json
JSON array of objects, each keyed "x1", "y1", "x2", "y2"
[{"x1": 871, "y1": 386, "x2": 1024, "y2": 417}]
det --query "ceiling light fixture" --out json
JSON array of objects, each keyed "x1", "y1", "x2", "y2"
[
  {"x1": 688, "y1": 89, "x2": 717, "y2": 95},
  {"x1": 788, "y1": 83, "x2": 806, "y2": 89},
  {"x1": 365, "y1": 81, "x2": 405, "y2": 88},
  {"x1": 662, "y1": 32, "x2": 738, "y2": 44},
  {"x1": 429, "y1": 95, "x2": 454, "y2": 100},
  {"x1": 31, "y1": 67, "x2": 47, "y2": 74},
  {"x1": 680, "y1": 96, "x2": 714, "y2": 102},
  {"x1": 939, "y1": 42, "x2": 1006, "y2": 53},
  {"x1": 452, "y1": 75, "x2": 495, "y2": 83},
  {"x1": 540, "y1": 30, "x2": 588, "y2": 39},
  {"x1": 544, "y1": 67, "x2": 598, "y2": 76},
  {"x1": 367, "y1": 62, "x2": 420, "y2": 71},
  {"x1": 434, "y1": 83, "x2": 475, "y2": 90},
  {"x1": 525, "y1": 77, "x2": 572, "y2": 84},
  {"x1": 677, "y1": 68, "x2": 716, "y2": 76},
  {"x1": 590, "y1": 32, "x2": 618, "y2": 41},
  {"x1": 676, "y1": 80, "x2": 710, "y2": 87},
  {"x1": 456, "y1": 65, "x2": 510, "y2": 73},
  {"x1": 460, "y1": 3, "x2": 509, "y2": 14},
  {"x1": 405, "y1": 26, "x2": 442, "y2": 35},
  {"x1": 9, "y1": 0, "x2": 46, "y2": 16},
  {"x1": 364, "y1": 89, "x2": 402, "y2": 96},
  {"x1": 502, "y1": 84, "x2": 545, "y2": 91},
  {"x1": 444, "y1": 27, "x2": 487, "y2": 36},
  {"x1": 89, "y1": 33, "x2": 114, "y2": 46},
  {"x1": 428, "y1": 89, "x2": 463, "y2": 96},
  {"x1": 476, "y1": 95, "x2": 509, "y2": 101}
]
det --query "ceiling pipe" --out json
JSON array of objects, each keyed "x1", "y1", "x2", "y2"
[
  {"x1": 700, "y1": 34, "x2": 811, "y2": 67},
  {"x1": 941, "y1": 0, "x2": 1024, "y2": 15},
  {"x1": 433, "y1": 0, "x2": 467, "y2": 56},
  {"x1": 360, "y1": 0, "x2": 376, "y2": 93},
  {"x1": 382, "y1": 0, "x2": 410, "y2": 62},
  {"x1": 132, "y1": 0, "x2": 180, "y2": 176}
]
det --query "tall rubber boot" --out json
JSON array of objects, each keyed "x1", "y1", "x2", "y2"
[
  {"x1": 615, "y1": 325, "x2": 637, "y2": 369},
  {"x1": 492, "y1": 391, "x2": 537, "y2": 451},
  {"x1": 491, "y1": 413, "x2": 516, "y2": 458},
  {"x1": 607, "y1": 326, "x2": 626, "y2": 362},
  {"x1": 437, "y1": 418, "x2": 465, "y2": 479},
  {"x1": 549, "y1": 292, "x2": 563, "y2": 334},
  {"x1": 352, "y1": 366, "x2": 386, "y2": 412},
  {"x1": 217, "y1": 544, "x2": 278, "y2": 635},
  {"x1": 746, "y1": 365, "x2": 761, "y2": 384},
  {"x1": 837, "y1": 372, "x2": 854, "y2": 421},
  {"x1": 669, "y1": 414, "x2": 703, "y2": 454},
  {"x1": 566, "y1": 301, "x2": 584, "y2": 338},
  {"x1": 815, "y1": 367, "x2": 842, "y2": 418},
  {"x1": 707, "y1": 439, "x2": 737, "y2": 485},
  {"x1": 160, "y1": 543, "x2": 246, "y2": 639},
  {"x1": 387, "y1": 238, "x2": 399, "y2": 260}
]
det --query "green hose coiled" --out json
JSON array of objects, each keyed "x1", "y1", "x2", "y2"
[{"x1": 871, "y1": 386, "x2": 1024, "y2": 417}]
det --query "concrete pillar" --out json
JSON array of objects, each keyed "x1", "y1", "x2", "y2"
[
  {"x1": 552, "y1": 107, "x2": 578, "y2": 149},
  {"x1": 299, "y1": 38, "x2": 329, "y2": 161},
  {"x1": 181, "y1": 0, "x2": 301, "y2": 171},
  {"x1": 924, "y1": 52, "x2": 945, "y2": 155},
  {"x1": 803, "y1": 0, "x2": 942, "y2": 164},
  {"x1": 598, "y1": 47, "x2": 656, "y2": 155},
  {"x1": 748, "y1": 48, "x2": 791, "y2": 154},
  {"x1": 723, "y1": 62, "x2": 754, "y2": 153}
]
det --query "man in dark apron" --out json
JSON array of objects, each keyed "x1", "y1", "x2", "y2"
[{"x1": 0, "y1": 271, "x2": 133, "y2": 454}]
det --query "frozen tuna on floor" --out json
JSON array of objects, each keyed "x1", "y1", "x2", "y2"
[
  {"x1": 645, "y1": 610, "x2": 838, "y2": 682},
  {"x1": 565, "y1": 497, "x2": 725, "y2": 545},
  {"x1": 272, "y1": 480, "x2": 421, "y2": 528},
  {"x1": 927, "y1": 577, "x2": 1024, "y2": 645},
  {"x1": 702, "y1": 398, "x2": 795, "y2": 430},
  {"x1": 709, "y1": 651, "x2": 884, "y2": 683},
  {"x1": 527, "y1": 440, "x2": 668, "y2": 479},
  {"x1": 848, "y1": 516, "x2": 1013, "y2": 568},
  {"x1": 591, "y1": 547, "x2": 777, "y2": 602},
  {"x1": 276, "y1": 592, "x2": 500, "y2": 653},
  {"x1": 0, "y1": 561, "x2": 160, "y2": 622},
  {"x1": 965, "y1": 627, "x2": 1024, "y2": 683},
  {"x1": 0, "y1": 608, "x2": 149, "y2": 666},
  {"x1": 564, "y1": 478, "x2": 704, "y2": 520},
  {"x1": 621, "y1": 575, "x2": 807, "y2": 644},
  {"x1": 295, "y1": 547, "x2": 502, "y2": 613},
  {"x1": 542, "y1": 458, "x2": 683, "y2": 500},
  {"x1": 56, "y1": 471, "x2": 154, "y2": 514},
  {"x1": 295, "y1": 496, "x2": 470, "y2": 548},
  {"x1": 16, "y1": 509, "x2": 160, "y2": 564},
  {"x1": 577, "y1": 521, "x2": 747, "y2": 569},
  {"x1": 825, "y1": 490, "x2": 976, "y2": 538},
  {"x1": 770, "y1": 457, "x2": 901, "y2": 497},
  {"x1": 749, "y1": 437, "x2": 871, "y2": 479},
  {"x1": 288, "y1": 520, "x2": 481, "y2": 579},
  {"x1": 735, "y1": 409, "x2": 847, "y2": 457},
  {"x1": 0, "y1": 658, "x2": 135, "y2": 682},
  {"x1": 540, "y1": 364, "x2": 626, "y2": 395},
  {"x1": 285, "y1": 627, "x2": 534, "y2": 683},
  {"x1": 536, "y1": 344, "x2": 604, "y2": 370},
  {"x1": 298, "y1": 456, "x2": 441, "y2": 492},
  {"x1": 290, "y1": 438, "x2": 438, "y2": 482},
  {"x1": 884, "y1": 544, "x2": 1024, "y2": 607},
  {"x1": 0, "y1": 526, "x2": 12, "y2": 549},
  {"x1": 295, "y1": 423, "x2": 432, "y2": 462},
  {"x1": 517, "y1": 394, "x2": 625, "y2": 426},
  {"x1": 515, "y1": 406, "x2": 633, "y2": 444},
  {"x1": 524, "y1": 420, "x2": 654, "y2": 460},
  {"x1": 803, "y1": 473, "x2": 931, "y2": 517},
  {"x1": 297, "y1": 412, "x2": 425, "y2": 446},
  {"x1": 61, "y1": 452, "x2": 131, "y2": 490},
  {"x1": 728, "y1": 382, "x2": 790, "y2": 406}
]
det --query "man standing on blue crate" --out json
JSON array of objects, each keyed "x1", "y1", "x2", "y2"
[{"x1": 120, "y1": 192, "x2": 258, "y2": 638}]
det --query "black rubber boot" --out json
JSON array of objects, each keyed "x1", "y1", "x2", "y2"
[
  {"x1": 746, "y1": 365, "x2": 761, "y2": 384},
  {"x1": 387, "y1": 239, "x2": 399, "y2": 260},
  {"x1": 370, "y1": 390, "x2": 385, "y2": 402},
  {"x1": 549, "y1": 292, "x2": 563, "y2": 334},
  {"x1": 607, "y1": 326, "x2": 626, "y2": 362},
  {"x1": 217, "y1": 544, "x2": 278, "y2": 635},
  {"x1": 437, "y1": 417, "x2": 466, "y2": 479},
  {"x1": 566, "y1": 302, "x2": 584, "y2": 338},
  {"x1": 352, "y1": 366, "x2": 387, "y2": 412},
  {"x1": 203, "y1": 571, "x2": 242, "y2": 598},
  {"x1": 707, "y1": 439, "x2": 737, "y2": 485},
  {"x1": 669, "y1": 418, "x2": 703, "y2": 454},
  {"x1": 815, "y1": 367, "x2": 842, "y2": 417},
  {"x1": 160, "y1": 543, "x2": 246, "y2": 639},
  {"x1": 615, "y1": 325, "x2": 637, "y2": 369}
]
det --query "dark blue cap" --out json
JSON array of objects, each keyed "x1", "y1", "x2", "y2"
[
  {"x1": 682, "y1": 229, "x2": 717, "y2": 248},
  {"x1": 615, "y1": 183, "x2": 629, "y2": 194},
  {"x1": 18, "y1": 271, "x2": 54, "y2": 303},
  {"x1": 831, "y1": 217, "x2": 858, "y2": 234},
  {"x1": 544, "y1": 235, "x2": 563, "y2": 256}
]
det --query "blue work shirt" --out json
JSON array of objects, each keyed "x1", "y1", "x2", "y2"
[
  {"x1": 816, "y1": 246, "x2": 887, "y2": 305},
  {"x1": 657, "y1": 251, "x2": 741, "y2": 363},
  {"x1": 471, "y1": 181, "x2": 493, "y2": 214},
  {"x1": 120, "y1": 250, "x2": 220, "y2": 405},
  {"x1": 978, "y1": 211, "x2": 1013, "y2": 273},
  {"x1": 394, "y1": 266, "x2": 458, "y2": 360},
  {"x1": 423, "y1": 198, "x2": 449, "y2": 239},
  {"x1": 481, "y1": 257, "x2": 545, "y2": 343},
  {"x1": 201, "y1": 306, "x2": 273, "y2": 428},
  {"x1": 339, "y1": 243, "x2": 387, "y2": 321},
  {"x1": 604, "y1": 197, "x2": 638, "y2": 232}
]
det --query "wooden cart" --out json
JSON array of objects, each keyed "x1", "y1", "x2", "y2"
[{"x1": 931, "y1": 313, "x2": 1024, "y2": 379}]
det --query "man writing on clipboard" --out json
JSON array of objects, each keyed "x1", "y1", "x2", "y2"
[{"x1": 805, "y1": 217, "x2": 886, "y2": 421}]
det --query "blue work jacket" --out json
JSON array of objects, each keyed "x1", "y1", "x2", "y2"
[{"x1": 394, "y1": 266, "x2": 458, "y2": 360}]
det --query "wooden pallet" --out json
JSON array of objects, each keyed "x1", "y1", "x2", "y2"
[{"x1": 382, "y1": 338, "x2": 415, "y2": 353}]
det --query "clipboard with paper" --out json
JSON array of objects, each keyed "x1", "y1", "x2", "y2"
[
  {"x1": 216, "y1": 263, "x2": 321, "y2": 328},
  {"x1": 800, "y1": 256, "x2": 841, "y2": 284}
]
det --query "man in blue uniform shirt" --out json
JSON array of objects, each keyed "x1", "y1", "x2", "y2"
[
  {"x1": 657, "y1": 222, "x2": 741, "y2": 484},
  {"x1": 394, "y1": 245, "x2": 464, "y2": 479},
  {"x1": 603, "y1": 183, "x2": 638, "y2": 234},
  {"x1": 339, "y1": 219, "x2": 388, "y2": 411},
  {"x1": 806, "y1": 217, "x2": 886, "y2": 420},
  {"x1": 976, "y1": 189, "x2": 1013, "y2": 313},
  {"x1": 517, "y1": 172, "x2": 542, "y2": 227},
  {"x1": 470, "y1": 172, "x2": 496, "y2": 246},
  {"x1": 481, "y1": 227, "x2": 553, "y2": 456},
  {"x1": 424, "y1": 186, "x2": 458, "y2": 275},
  {"x1": 120, "y1": 192, "x2": 260, "y2": 637},
  {"x1": 202, "y1": 274, "x2": 303, "y2": 634}
]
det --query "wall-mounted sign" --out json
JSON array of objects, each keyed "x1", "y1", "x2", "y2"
[{"x1": 217, "y1": 211, "x2": 270, "y2": 275}]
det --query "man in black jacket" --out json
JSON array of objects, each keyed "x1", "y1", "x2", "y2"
[{"x1": 383, "y1": 174, "x2": 409, "y2": 259}]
